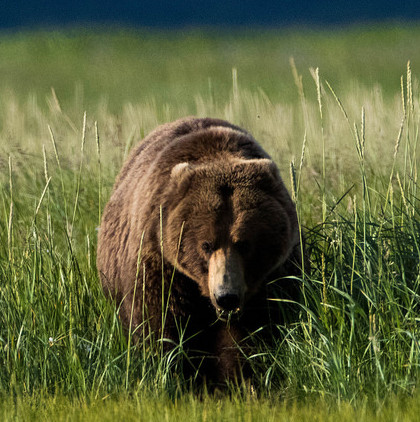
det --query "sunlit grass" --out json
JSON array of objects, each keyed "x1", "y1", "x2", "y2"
[{"x1": 3, "y1": 391, "x2": 420, "y2": 422}]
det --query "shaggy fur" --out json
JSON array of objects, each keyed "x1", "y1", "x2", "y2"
[{"x1": 97, "y1": 117, "x2": 305, "y2": 383}]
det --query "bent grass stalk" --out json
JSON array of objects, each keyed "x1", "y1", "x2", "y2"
[
  {"x1": 126, "y1": 231, "x2": 145, "y2": 390},
  {"x1": 71, "y1": 111, "x2": 87, "y2": 239},
  {"x1": 95, "y1": 120, "x2": 102, "y2": 226},
  {"x1": 48, "y1": 124, "x2": 70, "y2": 237},
  {"x1": 160, "y1": 205, "x2": 165, "y2": 354},
  {"x1": 162, "y1": 221, "x2": 185, "y2": 333},
  {"x1": 312, "y1": 67, "x2": 328, "y2": 312},
  {"x1": 7, "y1": 156, "x2": 13, "y2": 264}
]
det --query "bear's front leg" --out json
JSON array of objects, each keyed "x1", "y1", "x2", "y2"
[{"x1": 214, "y1": 323, "x2": 248, "y2": 383}]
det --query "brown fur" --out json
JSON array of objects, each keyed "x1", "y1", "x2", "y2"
[{"x1": 97, "y1": 117, "x2": 305, "y2": 383}]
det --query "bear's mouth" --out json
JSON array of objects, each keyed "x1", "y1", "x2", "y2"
[{"x1": 216, "y1": 307, "x2": 242, "y2": 322}]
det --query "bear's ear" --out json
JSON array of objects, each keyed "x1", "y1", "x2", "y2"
[
  {"x1": 236, "y1": 158, "x2": 280, "y2": 180},
  {"x1": 171, "y1": 162, "x2": 195, "y2": 180},
  {"x1": 253, "y1": 158, "x2": 279, "y2": 179},
  {"x1": 170, "y1": 162, "x2": 196, "y2": 192}
]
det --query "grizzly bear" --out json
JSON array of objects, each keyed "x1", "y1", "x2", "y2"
[{"x1": 97, "y1": 117, "x2": 305, "y2": 383}]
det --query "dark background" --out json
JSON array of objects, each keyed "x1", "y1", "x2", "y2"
[{"x1": 2, "y1": 0, "x2": 420, "y2": 30}]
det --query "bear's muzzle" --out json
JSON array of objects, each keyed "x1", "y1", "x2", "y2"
[{"x1": 208, "y1": 247, "x2": 246, "y2": 317}]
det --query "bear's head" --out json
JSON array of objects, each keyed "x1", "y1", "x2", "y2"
[{"x1": 163, "y1": 158, "x2": 298, "y2": 318}]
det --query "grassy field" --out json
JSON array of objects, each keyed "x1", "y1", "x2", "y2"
[
  {"x1": 1, "y1": 25, "x2": 420, "y2": 419},
  {"x1": 3, "y1": 392, "x2": 420, "y2": 422}
]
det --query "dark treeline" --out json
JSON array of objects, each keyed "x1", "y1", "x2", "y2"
[{"x1": 2, "y1": 0, "x2": 420, "y2": 30}]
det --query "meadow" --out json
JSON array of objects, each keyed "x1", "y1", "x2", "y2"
[{"x1": 0, "y1": 25, "x2": 420, "y2": 420}]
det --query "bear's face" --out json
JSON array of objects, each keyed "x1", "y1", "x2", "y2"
[{"x1": 164, "y1": 158, "x2": 297, "y2": 317}]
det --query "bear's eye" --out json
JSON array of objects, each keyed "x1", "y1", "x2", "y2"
[
  {"x1": 235, "y1": 240, "x2": 250, "y2": 256},
  {"x1": 201, "y1": 241, "x2": 213, "y2": 254}
]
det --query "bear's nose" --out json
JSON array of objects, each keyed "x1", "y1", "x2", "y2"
[{"x1": 215, "y1": 293, "x2": 240, "y2": 311}]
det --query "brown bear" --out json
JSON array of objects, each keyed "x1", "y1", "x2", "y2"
[{"x1": 97, "y1": 117, "x2": 305, "y2": 383}]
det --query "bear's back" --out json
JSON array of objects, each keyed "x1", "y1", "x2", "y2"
[{"x1": 113, "y1": 117, "x2": 267, "y2": 193}]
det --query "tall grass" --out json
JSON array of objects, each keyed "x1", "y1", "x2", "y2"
[{"x1": 0, "y1": 33, "x2": 419, "y2": 418}]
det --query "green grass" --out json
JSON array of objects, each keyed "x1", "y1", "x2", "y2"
[
  {"x1": 1, "y1": 26, "x2": 420, "y2": 419},
  {"x1": 3, "y1": 392, "x2": 420, "y2": 422}
]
